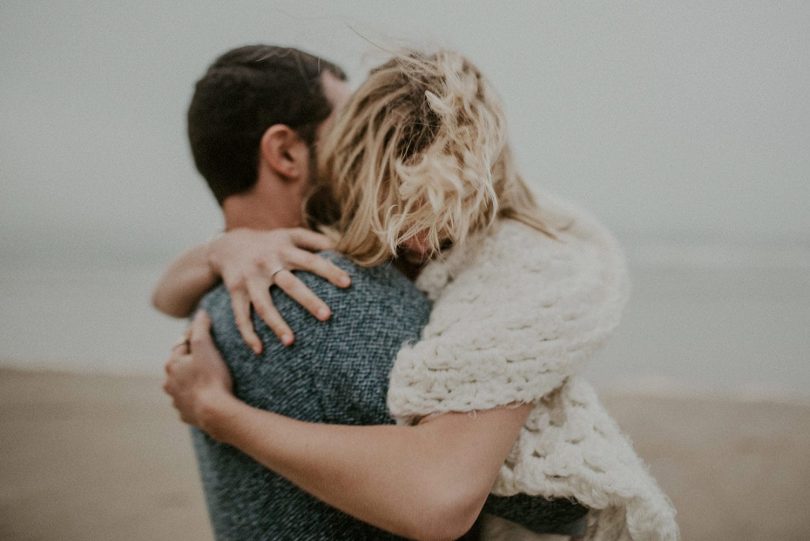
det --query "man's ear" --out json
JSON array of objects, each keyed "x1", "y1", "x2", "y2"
[{"x1": 259, "y1": 125, "x2": 308, "y2": 180}]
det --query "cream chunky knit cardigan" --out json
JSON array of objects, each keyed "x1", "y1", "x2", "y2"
[{"x1": 386, "y1": 191, "x2": 679, "y2": 541}]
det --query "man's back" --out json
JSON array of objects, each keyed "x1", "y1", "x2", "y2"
[{"x1": 193, "y1": 252, "x2": 431, "y2": 540}]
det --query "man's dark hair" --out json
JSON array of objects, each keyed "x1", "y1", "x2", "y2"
[{"x1": 187, "y1": 45, "x2": 347, "y2": 204}]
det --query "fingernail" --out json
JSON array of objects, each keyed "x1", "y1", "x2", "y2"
[
  {"x1": 281, "y1": 334, "x2": 293, "y2": 346},
  {"x1": 340, "y1": 276, "x2": 351, "y2": 287},
  {"x1": 317, "y1": 307, "x2": 331, "y2": 320},
  {"x1": 253, "y1": 344, "x2": 262, "y2": 354}
]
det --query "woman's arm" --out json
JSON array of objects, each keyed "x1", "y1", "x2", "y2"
[
  {"x1": 151, "y1": 242, "x2": 218, "y2": 318},
  {"x1": 207, "y1": 394, "x2": 529, "y2": 541},
  {"x1": 164, "y1": 312, "x2": 532, "y2": 541},
  {"x1": 151, "y1": 227, "x2": 352, "y2": 352}
]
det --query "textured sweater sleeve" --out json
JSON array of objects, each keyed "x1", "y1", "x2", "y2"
[{"x1": 387, "y1": 213, "x2": 630, "y2": 424}]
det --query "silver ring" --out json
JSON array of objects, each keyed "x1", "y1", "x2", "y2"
[{"x1": 270, "y1": 266, "x2": 286, "y2": 279}]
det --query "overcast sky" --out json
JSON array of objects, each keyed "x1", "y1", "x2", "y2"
[{"x1": 2, "y1": 1, "x2": 809, "y2": 268}]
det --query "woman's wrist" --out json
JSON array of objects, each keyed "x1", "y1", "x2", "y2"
[{"x1": 196, "y1": 387, "x2": 241, "y2": 442}]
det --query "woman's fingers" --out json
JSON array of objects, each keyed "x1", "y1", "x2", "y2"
[
  {"x1": 246, "y1": 278, "x2": 294, "y2": 347},
  {"x1": 189, "y1": 310, "x2": 213, "y2": 349},
  {"x1": 286, "y1": 248, "x2": 351, "y2": 288},
  {"x1": 287, "y1": 228, "x2": 335, "y2": 252},
  {"x1": 188, "y1": 310, "x2": 226, "y2": 362},
  {"x1": 208, "y1": 229, "x2": 349, "y2": 354},
  {"x1": 170, "y1": 327, "x2": 192, "y2": 354},
  {"x1": 163, "y1": 352, "x2": 190, "y2": 384},
  {"x1": 161, "y1": 312, "x2": 233, "y2": 427},
  {"x1": 273, "y1": 270, "x2": 332, "y2": 322},
  {"x1": 216, "y1": 228, "x2": 352, "y2": 352},
  {"x1": 164, "y1": 355, "x2": 175, "y2": 376},
  {"x1": 229, "y1": 289, "x2": 263, "y2": 355}
]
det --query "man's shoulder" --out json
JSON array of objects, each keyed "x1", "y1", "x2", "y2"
[
  {"x1": 310, "y1": 251, "x2": 427, "y2": 306},
  {"x1": 310, "y1": 251, "x2": 432, "y2": 332},
  {"x1": 199, "y1": 251, "x2": 431, "y2": 342}
]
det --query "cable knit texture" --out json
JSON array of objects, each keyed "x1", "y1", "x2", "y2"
[{"x1": 387, "y1": 190, "x2": 680, "y2": 541}]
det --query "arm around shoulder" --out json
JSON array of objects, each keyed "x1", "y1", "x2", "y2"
[{"x1": 152, "y1": 242, "x2": 219, "y2": 317}]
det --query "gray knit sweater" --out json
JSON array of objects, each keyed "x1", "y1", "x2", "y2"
[{"x1": 192, "y1": 251, "x2": 587, "y2": 540}]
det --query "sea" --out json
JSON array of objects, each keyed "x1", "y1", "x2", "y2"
[{"x1": 2, "y1": 241, "x2": 808, "y2": 403}]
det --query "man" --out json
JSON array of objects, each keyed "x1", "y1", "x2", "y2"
[
  {"x1": 178, "y1": 45, "x2": 430, "y2": 540},
  {"x1": 166, "y1": 45, "x2": 587, "y2": 540}
]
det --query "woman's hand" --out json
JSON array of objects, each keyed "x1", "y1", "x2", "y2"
[
  {"x1": 207, "y1": 227, "x2": 352, "y2": 353},
  {"x1": 162, "y1": 311, "x2": 235, "y2": 436}
]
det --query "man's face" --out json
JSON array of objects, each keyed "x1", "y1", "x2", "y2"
[
  {"x1": 284, "y1": 70, "x2": 351, "y2": 220},
  {"x1": 304, "y1": 70, "x2": 352, "y2": 184}
]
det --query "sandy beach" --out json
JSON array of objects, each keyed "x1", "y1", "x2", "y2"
[{"x1": 2, "y1": 368, "x2": 809, "y2": 541}]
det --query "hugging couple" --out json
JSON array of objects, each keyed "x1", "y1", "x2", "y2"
[{"x1": 155, "y1": 45, "x2": 678, "y2": 541}]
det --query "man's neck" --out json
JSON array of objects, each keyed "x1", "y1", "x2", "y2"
[{"x1": 221, "y1": 194, "x2": 302, "y2": 232}]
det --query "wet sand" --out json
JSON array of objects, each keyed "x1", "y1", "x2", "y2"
[{"x1": 1, "y1": 369, "x2": 809, "y2": 540}]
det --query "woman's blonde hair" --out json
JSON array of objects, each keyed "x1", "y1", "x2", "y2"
[{"x1": 306, "y1": 49, "x2": 562, "y2": 266}]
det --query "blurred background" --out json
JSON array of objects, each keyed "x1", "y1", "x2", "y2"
[{"x1": 1, "y1": 2, "x2": 808, "y2": 540}]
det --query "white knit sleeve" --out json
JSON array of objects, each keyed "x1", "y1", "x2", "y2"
[{"x1": 387, "y1": 217, "x2": 630, "y2": 425}]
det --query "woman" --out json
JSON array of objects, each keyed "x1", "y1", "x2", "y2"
[{"x1": 159, "y1": 50, "x2": 678, "y2": 540}]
